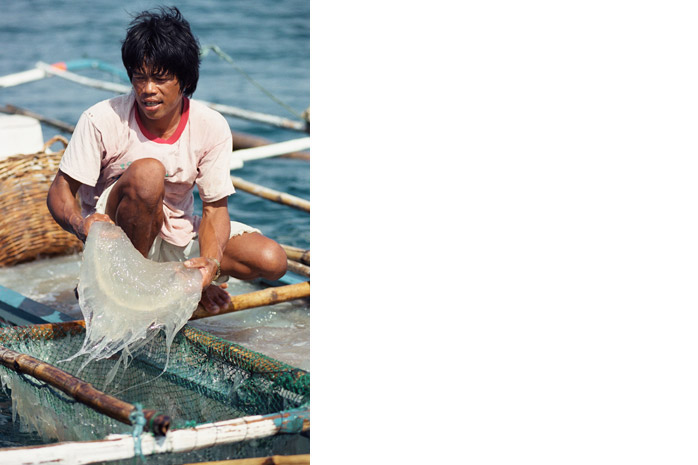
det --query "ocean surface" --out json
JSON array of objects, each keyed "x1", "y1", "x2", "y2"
[{"x1": 0, "y1": 0, "x2": 309, "y2": 453}]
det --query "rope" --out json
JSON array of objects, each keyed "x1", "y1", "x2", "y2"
[
  {"x1": 200, "y1": 44, "x2": 305, "y2": 121},
  {"x1": 129, "y1": 403, "x2": 148, "y2": 462}
]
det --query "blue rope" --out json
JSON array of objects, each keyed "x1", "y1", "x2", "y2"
[
  {"x1": 63, "y1": 59, "x2": 130, "y2": 83},
  {"x1": 129, "y1": 403, "x2": 147, "y2": 463}
]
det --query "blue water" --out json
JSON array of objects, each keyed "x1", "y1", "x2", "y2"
[{"x1": 0, "y1": 0, "x2": 310, "y2": 249}]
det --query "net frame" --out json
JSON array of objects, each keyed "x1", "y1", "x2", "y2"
[{"x1": 0, "y1": 321, "x2": 309, "y2": 444}]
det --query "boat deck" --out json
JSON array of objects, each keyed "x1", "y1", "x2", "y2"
[{"x1": 0, "y1": 254, "x2": 310, "y2": 371}]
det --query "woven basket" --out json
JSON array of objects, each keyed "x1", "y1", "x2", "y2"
[{"x1": 0, "y1": 135, "x2": 83, "y2": 267}]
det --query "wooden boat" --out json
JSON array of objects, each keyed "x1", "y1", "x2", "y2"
[{"x1": 0, "y1": 60, "x2": 310, "y2": 464}]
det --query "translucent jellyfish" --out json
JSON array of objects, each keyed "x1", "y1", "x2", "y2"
[{"x1": 62, "y1": 222, "x2": 202, "y2": 387}]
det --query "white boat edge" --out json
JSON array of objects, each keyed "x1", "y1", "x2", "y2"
[{"x1": 0, "y1": 407, "x2": 309, "y2": 465}]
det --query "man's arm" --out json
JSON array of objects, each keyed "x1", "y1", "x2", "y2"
[
  {"x1": 185, "y1": 197, "x2": 231, "y2": 288},
  {"x1": 47, "y1": 170, "x2": 112, "y2": 242}
]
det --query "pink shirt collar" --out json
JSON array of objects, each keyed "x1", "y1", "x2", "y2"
[{"x1": 134, "y1": 97, "x2": 189, "y2": 144}]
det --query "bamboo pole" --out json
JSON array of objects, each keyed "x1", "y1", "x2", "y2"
[
  {"x1": 231, "y1": 176, "x2": 310, "y2": 213},
  {"x1": 206, "y1": 101, "x2": 307, "y2": 132},
  {"x1": 0, "y1": 67, "x2": 49, "y2": 88},
  {"x1": 280, "y1": 244, "x2": 310, "y2": 265},
  {"x1": 0, "y1": 346, "x2": 170, "y2": 435},
  {"x1": 37, "y1": 61, "x2": 131, "y2": 93},
  {"x1": 0, "y1": 104, "x2": 76, "y2": 133},
  {"x1": 230, "y1": 139, "x2": 310, "y2": 170},
  {"x1": 232, "y1": 131, "x2": 309, "y2": 161},
  {"x1": 0, "y1": 105, "x2": 310, "y2": 163},
  {"x1": 180, "y1": 454, "x2": 310, "y2": 465},
  {"x1": 233, "y1": 138, "x2": 310, "y2": 162},
  {"x1": 286, "y1": 260, "x2": 310, "y2": 278},
  {"x1": 37, "y1": 62, "x2": 308, "y2": 133},
  {"x1": 190, "y1": 281, "x2": 310, "y2": 320}
]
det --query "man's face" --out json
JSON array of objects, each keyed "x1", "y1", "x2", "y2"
[{"x1": 131, "y1": 65, "x2": 183, "y2": 122}]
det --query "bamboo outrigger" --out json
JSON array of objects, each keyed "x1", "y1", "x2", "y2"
[
  {"x1": 0, "y1": 104, "x2": 311, "y2": 161},
  {"x1": 190, "y1": 281, "x2": 310, "y2": 320},
  {"x1": 0, "y1": 61, "x2": 309, "y2": 133}
]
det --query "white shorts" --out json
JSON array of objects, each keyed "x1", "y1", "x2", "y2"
[{"x1": 94, "y1": 183, "x2": 260, "y2": 278}]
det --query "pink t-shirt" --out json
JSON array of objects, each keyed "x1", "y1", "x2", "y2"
[{"x1": 59, "y1": 92, "x2": 235, "y2": 247}]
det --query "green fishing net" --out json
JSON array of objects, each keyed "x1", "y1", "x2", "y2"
[{"x1": 0, "y1": 322, "x2": 309, "y2": 463}]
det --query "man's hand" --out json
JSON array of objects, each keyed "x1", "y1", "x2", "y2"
[
  {"x1": 183, "y1": 256, "x2": 219, "y2": 288},
  {"x1": 184, "y1": 257, "x2": 231, "y2": 314},
  {"x1": 77, "y1": 213, "x2": 114, "y2": 242}
]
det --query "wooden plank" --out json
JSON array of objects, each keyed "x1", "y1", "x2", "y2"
[
  {"x1": 0, "y1": 284, "x2": 75, "y2": 326},
  {"x1": 180, "y1": 454, "x2": 310, "y2": 465}
]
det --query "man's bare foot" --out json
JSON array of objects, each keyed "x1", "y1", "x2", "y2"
[{"x1": 199, "y1": 283, "x2": 231, "y2": 314}]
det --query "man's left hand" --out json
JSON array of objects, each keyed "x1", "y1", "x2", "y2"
[{"x1": 184, "y1": 257, "x2": 219, "y2": 289}]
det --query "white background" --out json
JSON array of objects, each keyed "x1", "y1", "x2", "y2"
[{"x1": 313, "y1": 1, "x2": 698, "y2": 463}]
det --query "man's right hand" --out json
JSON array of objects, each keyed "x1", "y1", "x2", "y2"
[
  {"x1": 76, "y1": 213, "x2": 114, "y2": 242},
  {"x1": 48, "y1": 170, "x2": 116, "y2": 243}
]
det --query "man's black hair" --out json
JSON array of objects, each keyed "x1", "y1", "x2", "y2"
[{"x1": 121, "y1": 6, "x2": 200, "y2": 97}]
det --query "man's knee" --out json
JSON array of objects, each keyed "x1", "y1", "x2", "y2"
[
  {"x1": 257, "y1": 241, "x2": 288, "y2": 280},
  {"x1": 222, "y1": 233, "x2": 288, "y2": 281},
  {"x1": 120, "y1": 158, "x2": 166, "y2": 206}
]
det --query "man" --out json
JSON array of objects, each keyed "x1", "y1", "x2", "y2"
[{"x1": 47, "y1": 6, "x2": 287, "y2": 314}]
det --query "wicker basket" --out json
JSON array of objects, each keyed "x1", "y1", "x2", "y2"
[{"x1": 0, "y1": 135, "x2": 83, "y2": 267}]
